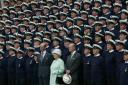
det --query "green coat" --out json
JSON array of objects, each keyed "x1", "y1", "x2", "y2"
[{"x1": 50, "y1": 58, "x2": 65, "y2": 85}]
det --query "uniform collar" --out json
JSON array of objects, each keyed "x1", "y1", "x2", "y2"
[
  {"x1": 77, "y1": 42, "x2": 81, "y2": 45},
  {"x1": 125, "y1": 61, "x2": 128, "y2": 63},
  {"x1": 86, "y1": 54, "x2": 91, "y2": 57},
  {"x1": 54, "y1": 46, "x2": 60, "y2": 48},
  {"x1": 109, "y1": 50, "x2": 114, "y2": 53},
  {"x1": 18, "y1": 57, "x2": 23, "y2": 59},
  {"x1": 94, "y1": 53, "x2": 100, "y2": 57},
  {"x1": 119, "y1": 49, "x2": 125, "y2": 52}
]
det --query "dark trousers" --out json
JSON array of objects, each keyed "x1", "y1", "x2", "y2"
[
  {"x1": 16, "y1": 78, "x2": 25, "y2": 85},
  {"x1": 91, "y1": 80, "x2": 103, "y2": 85},
  {"x1": 69, "y1": 80, "x2": 78, "y2": 85},
  {"x1": 39, "y1": 76, "x2": 49, "y2": 85},
  {"x1": 8, "y1": 78, "x2": 15, "y2": 85},
  {"x1": 0, "y1": 78, "x2": 5, "y2": 85},
  {"x1": 26, "y1": 78, "x2": 34, "y2": 85}
]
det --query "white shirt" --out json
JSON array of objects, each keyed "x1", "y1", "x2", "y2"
[
  {"x1": 71, "y1": 51, "x2": 76, "y2": 58},
  {"x1": 41, "y1": 50, "x2": 46, "y2": 59}
]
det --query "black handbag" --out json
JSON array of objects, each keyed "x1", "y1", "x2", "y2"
[{"x1": 56, "y1": 76, "x2": 64, "y2": 84}]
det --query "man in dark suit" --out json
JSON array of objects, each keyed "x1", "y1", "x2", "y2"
[
  {"x1": 25, "y1": 47, "x2": 36, "y2": 85},
  {"x1": 66, "y1": 43, "x2": 81, "y2": 85},
  {"x1": 15, "y1": 49, "x2": 26, "y2": 85},
  {"x1": 38, "y1": 43, "x2": 53, "y2": 85},
  {"x1": 6, "y1": 47, "x2": 17, "y2": 85}
]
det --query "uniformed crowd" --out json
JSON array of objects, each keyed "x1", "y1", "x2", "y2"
[{"x1": 0, "y1": 0, "x2": 128, "y2": 85}]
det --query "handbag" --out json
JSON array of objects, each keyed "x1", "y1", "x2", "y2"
[
  {"x1": 56, "y1": 71, "x2": 64, "y2": 84},
  {"x1": 56, "y1": 76, "x2": 64, "y2": 84}
]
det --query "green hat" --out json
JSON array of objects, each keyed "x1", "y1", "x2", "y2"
[
  {"x1": 120, "y1": 30, "x2": 128, "y2": 35},
  {"x1": 27, "y1": 47, "x2": 35, "y2": 52},
  {"x1": 99, "y1": 16, "x2": 107, "y2": 20},
  {"x1": 53, "y1": 37, "x2": 62, "y2": 42},
  {"x1": 14, "y1": 40, "x2": 21, "y2": 44},
  {"x1": 92, "y1": 7, "x2": 100, "y2": 12},
  {"x1": 35, "y1": 32, "x2": 43, "y2": 37},
  {"x1": 110, "y1": 15, "x2": 119, "y2": 20},
  {"x1": 84, "y1": 25, "x2": 92, "y2": 29},
  {"x1": 51, "y1": 29, "x2": 59, "y2": 33},
  {"x1": 34, "y1": 38, "x2": 42, "y2": 42},
  {"x1": 84, "y1": 44, "x2": 93, "y2": 49},
  {"x1": 70, "y1": 25, "x2": 81, "y2": 31},
  {"x1": 0, "y1": 42, "x2": 5, "y2": 46},
  {"x1": 25, "y1": 32, "x2": 33, "y2": 36},
  {"x1": 113, "y1": 3, "x2": 122, "y2": 7},
  {"x1": 8, "y1": 47, "x2": 17, "y2": 52},
  {"x1": 66, "y1": 17, "x2": 74, "y2": 23},
  {"x1": 84, "y1": 35, "x2": 92, "y2": 40},
  {"x1": 93, "y1": 44, "x2": 102, "y2": 50},
  {"x1": 64, "y1": 37, "x2": 72, "y2": 42},
  {"x1": 119, "y1": 20, "x2": 128, "y2": 25},
  {"x1": 94, "y1": 21, "x2": 102, "y2": 26},
  {"x1": 0, "y1": 50, "x2": 4, "y2": 55},
  {"x1": 0, "y1": 35, "x2": 6, "y2": 39},
  {"x1": 24, "y1": 40, "x2": 31, "y2": 44},
  {"x1": 43, "y1": 38, "x2": 51, "y2": 43},
  {"x1": 115, "y1": 40, "x2": 125, "y2": 46},
  {"x1": 83, "y1": 0, "x2": 91, "y2": 4},
  {"x1": 88, "y1": 15, "x2": 96, "y2": 20},
  {"x1": 95, "y1": 33, "x2": 104, "y2": 37},
  {"x1": 6, "y1": 41, "x2": 14, "y2": 46},
  {"x1": 17, "y1": 49, "x2": 24, "y2": 54},
  {"x1": 74, "y1": 33, "x2": 82, "y2": 39},
  {"x1": 124, "y1": 50, "x2": 128, "y2": 55},
  {"x1": 102, "y1": 4, "x2": 111, "y2": 9},
  {"x1": 9, "y1": 35, "x2": 16, "y2": 39},
  {"x1": 80, "y1": 11, "x2": 88, "y2": 15},
  {"x1": 107, "y1": 19, "x2": 115, "y2": 24},
  {"x1": 107, "y1": 39, "x2": 116, "y2": 46},
  {"x1": 105, "y1": 31, "x2": 115, "y2": 37}
]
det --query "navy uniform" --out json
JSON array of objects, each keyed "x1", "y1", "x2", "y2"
[
  {"x1": 6, "y1": 47, "x2": 17, "y2": 85},
  {"x1": 43, "y1": 38, "x2": 51, "y2": 53},
  {"x1": 91, "y1": 44, "x2": 105, "y2": 85},
  {"x1": 74, "y1": 33, "x2": 84, "y2": 54},
  {"x1": 106, "y1": 20, "x2": 119, "y2": 38},
  {"x1": 83, "y1": 44, "x2": 93, "y2": 85},
  {"x1": 83, "y1": 35, "x2": 92, "y2": 45},
  {"x1": 34, "y1": 38, "x2": 42, "y2": 52},
  {"x1": 25, "y1": 47, "x2": 36, "y2": 85},
  {"x1": 115, "y1": 40, "x2": 125, "y2": 85},
  {"x1": 102, "y1": 4, "x2": 111, "y2": 18},
  {"x1": 119, "y1": 50, "x2": 128, "y2": 85},
  {"x1": 119, "y1": 20, "x2": 128, "y2": 31},
  {"x1": 119, "y1": 30, "x2": 128, "y2": 49},
  {"x1": 0, "y1": 51, "x2": 6, "y2": 85},
  {"x1": 94, "y1": 33, "x2": 105, "y2": 50},
  {"x1": 52, "y1": 37, "x2": 62, "y2": 49},
  {"x1": 15, "y1": 50, "x2": 26, "y2": 85},
  {"x1": 103, "y1": 40, "x2": 117, "y2": 85},
  {"x1": 62, "y1": 37, "x2": 72, "y2": 63},
  {"x1": 113, "y1": 3, "x2": 122, "y2": 17}
]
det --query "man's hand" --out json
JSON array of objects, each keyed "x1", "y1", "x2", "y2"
[{"x1": 66, "y1": 70, "x2": 70, "y2": 74}]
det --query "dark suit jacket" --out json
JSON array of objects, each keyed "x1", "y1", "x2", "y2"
[
  {"x1": 66, "y1": 51, "x2": 81, "y2": 80},
  {"x1": 38, "y1": 52, "x2": 53, "y2": 78}
]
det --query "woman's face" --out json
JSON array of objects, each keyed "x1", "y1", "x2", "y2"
[{"x1": 53, "y1": 53, "x2": 59, "y2": 59}]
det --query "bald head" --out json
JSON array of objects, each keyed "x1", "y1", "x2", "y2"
[
  {"x1": 40, "y1": 43, "x2": 47, "y2": 52},
  {"x1": 68, "y1": 43, "x2": 76, "y2": 52}
]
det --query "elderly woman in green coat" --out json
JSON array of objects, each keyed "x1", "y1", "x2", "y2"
[{"x1": 50, "y1": 49, "x2": 65, "y2": 85}]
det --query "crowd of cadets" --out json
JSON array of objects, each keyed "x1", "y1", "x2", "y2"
[{"x1": 0, "y1": 0, "x2": 128, "y2": 85}]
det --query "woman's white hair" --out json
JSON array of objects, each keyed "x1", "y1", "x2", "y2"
[{"x1": 52, "y1": 49, "x2": 62, "y2": 56}]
